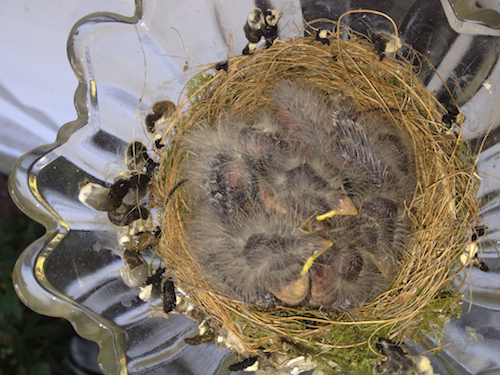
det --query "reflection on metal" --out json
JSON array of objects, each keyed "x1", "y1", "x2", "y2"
[
  {"x1": 28, "y1": 172, "x2": 70, "y2": 232},
  {"x1": 445, "y1": 0, "x2": 500, "y2": 35},
  {"x1": 90, "y1": 78, "x2": 97, "y2": 102},
  {"x1": 9, "y1": 0, "x2": 500, "y2": 374}
]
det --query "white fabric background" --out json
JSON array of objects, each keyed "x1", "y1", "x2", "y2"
[
  {"x1": 1, "y1": 0, "x2": 499, "y2": 175},
  {"x1": 0, "y1": 0, "x2": 135, "y2": 174}
]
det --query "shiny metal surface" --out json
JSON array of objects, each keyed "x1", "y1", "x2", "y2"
[{"x1": 9, "y1": 0, "x2": 500, "y2": 373}]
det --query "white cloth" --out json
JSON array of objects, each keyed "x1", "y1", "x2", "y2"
[{"x1": 0, "y1": 0, "x2": 135, "y2": 174}]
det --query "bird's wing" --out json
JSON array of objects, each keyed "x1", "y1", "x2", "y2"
[{"x1": 332, "y1": 112, "x2": 387, "y2": 185}]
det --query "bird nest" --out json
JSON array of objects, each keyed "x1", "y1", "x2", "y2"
[{"x1": 149, "y1": 20, "x2": 480, "y2": 372}]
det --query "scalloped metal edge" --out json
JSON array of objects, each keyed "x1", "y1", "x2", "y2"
[
  {"x1": 445, "y1": 0, "x2": 500, "y2": 35},
  {"x1": 9, "y1": 2, "x2": 144, "y2": 374}
]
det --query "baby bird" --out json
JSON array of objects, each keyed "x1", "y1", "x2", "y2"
[
  {"x1": 258, "y1": 154, "x2": 358, "y2": 222},
  {"x1": 182, "y1": 80, "x2": 417, "y2": 312},
  {"x1": 272, "y1": 80, "x2": 415, "y2": 194},
  {"x1": 307, "y1": 196, "x2": 406, "y2": 312},
  {"x1": 182, "y1": 117, "x2": 263, "y2": 221},
  {"x1": 269, "y1": 80, "x2": 416, "y2": 311},
  {"x1": 183, "y1": 116, "x2": 333, "y2": 307},
  {"x1": 183, "y1": 112, "x2": 289, "y2": 218},
  {"x1": 186, "y1": 204, "x2": 332, "y2": 307}
]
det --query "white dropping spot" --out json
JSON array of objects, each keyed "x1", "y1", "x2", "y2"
[
  {"x1": 243, "y1": 360, "x2": 259, "y2": 372},
  {"x1": 460, "y1": 253, "x2": 468, "y2": 265},
  {"x1": 461, "y1": 242, "x2": 478, "y2": 265},
  {"x1": 139, "y1": 284, "x2": 154, "y2": 302},
  {"x1": 265, "y1": 9, "x2": 281, "y2": 26},
  {"x1": 380, "y1": 33, "x2": 402, "y2": 53},
  {"x1": 482, "y1": 80, "x2": 492, "y2": 93},
  {"x1": 128, "y1": 216, "x2": 155, "y2": 235},
  {"x1": 248, "y1": 42, "x2": 258, "y2": 52},
  {"x1": 118, "y1": 235, "x2": 130, "y2": 246},
  {"x1": 198, "y1": 320, "x2": 208, "y2": 336},
  {"x1": 467, "y1": 242, "x2": 478, "y2": 257},
  {"x1": 412, "y1": 355, "x2": 434, "y2": 375},
  {"x1": 248, "y1": 8, "x2": 264, "y2": 28},
  {"x1": 78, "y1": 181, "x2": 110, "y2": 209}
]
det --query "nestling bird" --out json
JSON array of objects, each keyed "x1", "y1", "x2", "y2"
[
  {"x1": 257, "y1": 153, "x2": 358, "y2": 221},
  {"x1": 182, "y1": 112, "x2": 290, "y2": 219},
  {"x1": 270, "y1": 80, "x2": 416, "y2": 311},
  {"x1": 183, "y1": 116, "x2": 333, "y2": 307},
  {"x1": 182, "y1": 80, "x2": 417, "y2": 312},
  {"x1": 186, "y1": 204, "x2": 332, "y2": 308},
  {"x1": 272, "y1": 80, "x2": 416, "y2": 199},
  {"x1": 182, "y1": 117, "x2": 262, "y2": 221}
]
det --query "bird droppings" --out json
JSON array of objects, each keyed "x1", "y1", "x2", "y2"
[
  {"x1": 243, "y1": 7, "x2": 281, "y2": 54},
  {"x1": 138, "y1": 284, "x2": 155, "y2": 302},
  {"x1": 120, "y1": 249, "x2": 149, "y2": 287},
  {"x1": 162, "y1": 278, "x2": 176, "y2": 313},
  {"x1": 184, "y1": 321, "x2": 214, "y2": 346},
  {"x1": 154, "y1": 134, "x2": 165, "y2": 149},
  {"x1": 373, "y1": 338, "x2": 436, "y2": 375},
  {"x1": 228, "y1": 356, "x2": 258, "y2": 372},
  {"x1": 315, "y1": 29, "x2": 330, "y2": 45},
  {"x1": 145, "y1": 100, "x2": 176, "y2": 133}
]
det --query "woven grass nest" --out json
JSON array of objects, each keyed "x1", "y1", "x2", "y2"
[{"x1": 149, "y1": 19, "x2": 480, "y2": 373}]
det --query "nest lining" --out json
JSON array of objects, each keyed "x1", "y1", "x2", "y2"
[{"x1": 149, "y1": 22, "x2": 479, "y2": 372}]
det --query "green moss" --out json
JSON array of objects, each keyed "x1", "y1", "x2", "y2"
[
  {"x1": 416, "y1": 291, "x2": 461, "y2": 346},
  {"x1": 186, "y1": 72, "x2": 214, "y2": 104},
  {"x1": 388, "y1": 75, "x2": 400, "y2": 87},
  {"x1": 226, "y1": 287, "x2": 462, "y2": 374}
]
